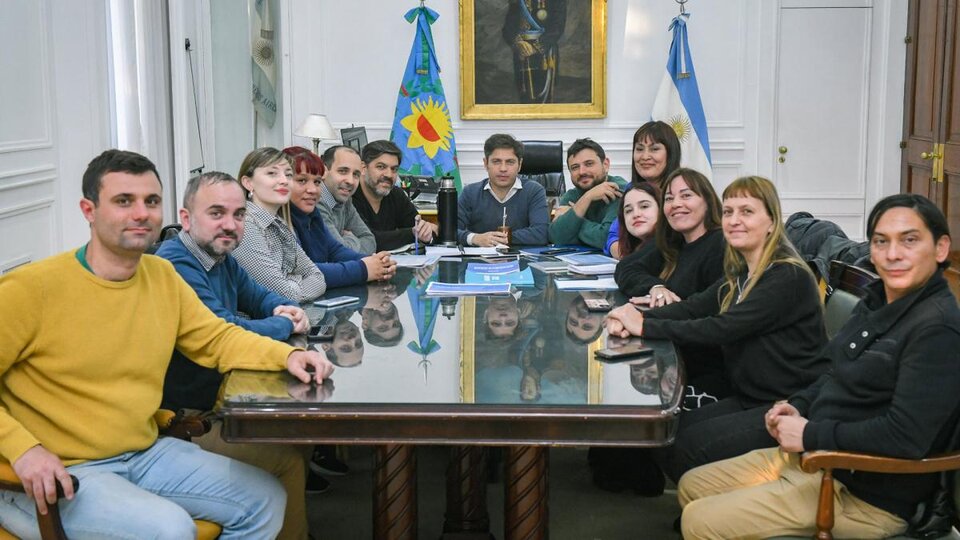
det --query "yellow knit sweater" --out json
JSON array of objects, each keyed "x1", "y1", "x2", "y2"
[{"x1": 0, "y1": 250, "x2": 295, "y2": 465}]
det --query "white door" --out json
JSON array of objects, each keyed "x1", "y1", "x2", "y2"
[{"x1": 771, "y1": 0, "x2": 873, "y2": 237}]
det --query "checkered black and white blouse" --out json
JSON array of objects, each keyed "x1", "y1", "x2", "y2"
[{"x1": 232, "y1": 200, "x2": 327, "y2": 303}]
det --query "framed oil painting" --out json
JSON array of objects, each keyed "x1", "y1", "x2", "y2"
[{"x1": 459, "y1": 0, "x2": 607, "y2": 120}]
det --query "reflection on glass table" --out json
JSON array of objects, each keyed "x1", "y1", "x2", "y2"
[{"x1": 218, "y1": 260, "x2": 683, "y2": 540}]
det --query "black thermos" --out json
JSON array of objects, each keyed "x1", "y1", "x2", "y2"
[{"x1": 437, "y1": 175, "x2": 458, "y2": 246}]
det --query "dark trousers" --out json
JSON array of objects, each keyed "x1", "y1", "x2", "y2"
[{"x1": 653, "y1": 397, "x2": 776, "y2": 483}]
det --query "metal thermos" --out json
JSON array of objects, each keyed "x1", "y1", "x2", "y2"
[{"x1": 437, "y1": 175, "x2": 458, "y2": 246}]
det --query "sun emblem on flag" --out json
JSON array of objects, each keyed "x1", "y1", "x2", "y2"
[
  {"x1": 401, "y1": 96, "x2": 453, "y2": 159},
  {"x1": 254, "y1": 38, "x2": 274, "y2": 67},
  {"x1": 668, "y1": 114, "x2": 693, "y2": 143}
]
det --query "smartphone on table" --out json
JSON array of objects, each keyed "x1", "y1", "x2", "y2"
[
  {"x1": 584, "y1": 298, "x2": 612, "y2": 312},
  {"x1": 313, "y1": 295, "x2": 360, "y2": 309},
  {"x1": 594, "y1": 344, "x2": 654, "y2": 363},
  {"x1": 307, "y1": 324, "x2": 335, "y2": 342}
]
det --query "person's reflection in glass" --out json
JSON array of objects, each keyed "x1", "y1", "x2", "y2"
[
  {"x1": 286, "y1": 378, "x2": 335, "y2": 402},
  {"x1": 483, "y1": 296, "x2": 533, "y2": 340},
  {"x1": 485, "y1": 297, "x2": 520, "y2": 339},
  {"x1": 520, "y1": 366, "x2": 541, "y2": 402},
  {"x1": 564, "y1": 293, "x2": 609, "y2": 344},
  {"x1": 629, "y1": 358, "x2": 659, "y2": 395},
  {"x1": 362, "y1": 282, "x2": 403, "y2": 347},
  {"x1": 362, "y1": 303, "x2": 403, "y2": 347},
  {"x1": 319, "y1": 320, "x2": 364, "y2": 367}
]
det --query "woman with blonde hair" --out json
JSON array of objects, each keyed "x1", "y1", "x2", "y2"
[
  {"x1": 232, "y1": 147, "x2": 327, "y2": 303},
  {"x1": 605, "y1": 175, "x2": 829, "y2": 484}
]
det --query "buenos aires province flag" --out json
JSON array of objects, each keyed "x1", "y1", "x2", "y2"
[
  {"x1": 389, "y1": 6, "x2": 461, "y2": 190},
  {"x1": 651, "y1": 13, "x2": 712, "y2": 179}
]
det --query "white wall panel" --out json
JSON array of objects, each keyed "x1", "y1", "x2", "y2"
[{"x1": 0, "y1": 1, "x2": 52, "y2": 153}]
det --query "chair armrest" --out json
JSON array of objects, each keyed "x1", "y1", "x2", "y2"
[
  {"x1": 0, "y1": 461, "x2": 76, "y2": 540},
  {"x1": 154, "y1": 409, "x2": 212, "y2": 441},
  {"x1": 801, "y1": 449, "x2": 960, "y2": 474}
]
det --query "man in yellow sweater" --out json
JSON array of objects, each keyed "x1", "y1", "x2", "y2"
[{"x1": 0, "y1": 150, "x2": 334, "y2": 539}]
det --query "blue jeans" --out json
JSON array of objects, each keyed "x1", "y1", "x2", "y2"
[{"x1": 0, "y1": 437, "x2": 285, "y2": 540}]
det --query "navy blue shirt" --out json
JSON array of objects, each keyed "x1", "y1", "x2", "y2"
[
  {"x1": 157, "y1": 233, "x2": 296, "y2": 410},
  {"x1": 290, "y1": 205, "x2": 369, "y2": 288}
]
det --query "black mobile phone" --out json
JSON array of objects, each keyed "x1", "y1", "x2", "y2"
[
  {"x1": 308, "y1": 324, "x2": 335, "y2": 341},
  {"x1": 595, "y1": 344, "x2": 654, "y2": 362},
  {"x1": 584, "y1": 298, "x2": 612, "y2": 312}
]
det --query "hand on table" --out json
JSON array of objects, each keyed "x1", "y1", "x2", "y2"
[
  {"x1": 363, "y1": 252, "x2": 397, "y2": 282},
  {"x1": 472, "y1": 231, "x2": 508, "y2": 247},
  {"x1": 286, "y1": 349, "x2": 335, "y2": 384},
  {"x1": 12, "y1": 445, "x2": 74, "y2": 515},
  {"x1": 274, "y1": 305, "x2": 310, "y2": 334},
  {"x1": 604, "y1": 304, "x2": 645, "y2": 338},
  {"x1": 630, "y1": 286, "x2": 682, "y2": 308}
]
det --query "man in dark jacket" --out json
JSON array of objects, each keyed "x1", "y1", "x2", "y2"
[
  {"x1": 679, "y1": 194, "x2": 960, "y2": 540},
  {"x1": 352, "y1": 140, "x2": 437, "y2": 251}
]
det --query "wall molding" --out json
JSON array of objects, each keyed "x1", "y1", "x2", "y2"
[
  {"x1": 0, "y1": 198, "x2": 55, "y2": 220},
  {"x1": 0, "y1": 255, "x2": 33, "y2": 274}
]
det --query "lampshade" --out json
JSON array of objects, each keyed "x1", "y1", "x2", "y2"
[{"x1": 294, "y1": 114, "x2": 337, "y2": 141}]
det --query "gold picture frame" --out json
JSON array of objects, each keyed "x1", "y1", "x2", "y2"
[{"x1": 459, "y1": 0, "x2": 607, "y2": 120}]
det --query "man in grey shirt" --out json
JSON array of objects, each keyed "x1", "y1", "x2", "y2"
[{"x1": 315, "y1": 145, "x2": 377, "y2": 255}]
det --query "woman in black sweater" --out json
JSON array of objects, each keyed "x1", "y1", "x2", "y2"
[
  {"x1": 615, "y1": 168, "x2": 725, "y2": 307},
  {"x1": 605, "y1": 176, "x2": 829, "y2": 482},
  {"x1": 593, "y1": 169, "x2": 727, "y2": 495}
]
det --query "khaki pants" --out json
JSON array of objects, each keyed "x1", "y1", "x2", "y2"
[
  {"x1": 195, "y1": 420, "x2": 310, "y2": 540},
  {"x1": 678, "y1": 447, "x2": 907, "y2": 540}
]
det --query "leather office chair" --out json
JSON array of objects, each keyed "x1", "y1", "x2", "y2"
[
  {"x1": 0, "y1": 410, "x2": 221, "y2": 540},
  {"x1": 519, "y1": 140, "x2": 566, "y2": 212},
  {"x1": 823, "y1": 261, "x2": 878, "y2": 339}
]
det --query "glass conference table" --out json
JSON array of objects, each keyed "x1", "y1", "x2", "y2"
[{"x1": 218, "y1": 258, "x2": 682, "y2": 540}]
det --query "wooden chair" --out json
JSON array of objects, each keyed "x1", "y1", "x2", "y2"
[
  {"x1": 798, "y1": 449, "x2": 960, "y2": 540},
  {"x1": 775, "y1": 262, "x2": 957, "y2": 540},
  {"x1": 0, "y1": 410, "x2": 222, "y2": 540}
]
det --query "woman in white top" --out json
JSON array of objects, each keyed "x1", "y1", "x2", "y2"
[{"x1": 232, "y1": 147, "x2": 327, "y2": 303}]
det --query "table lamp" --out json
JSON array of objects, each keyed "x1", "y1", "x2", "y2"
[{"x1": 294, "y1": 114, "x2": 337, "y2": 155}]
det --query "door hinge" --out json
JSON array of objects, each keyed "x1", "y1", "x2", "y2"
[
  {"x1": 899, "y1": 141, "x2": 907, "y2": 149},
  {"x1": 904, "y1": 35, "x2": 912, "y2": 44}
]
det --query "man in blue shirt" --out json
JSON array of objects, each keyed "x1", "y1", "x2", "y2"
[
  {"x1": 156, "y1": 171, "x2": 328, "y2": 540},
  {"x1": 457, "y1": 134, "x2": 549, "y2": 246}
]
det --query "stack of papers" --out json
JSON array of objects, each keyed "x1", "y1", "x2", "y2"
[
  {"x1": 554, "y1": 276, "x2": 619, "y2": 291},
  {"x1": 392, "y1": 254, "x2": 441, "y2": 268},
  {"x1": 424, "y1": 282, "x2": 512, "y2": 296},
  {"x1": 557, "y1": 253, "x2": 618, "y2": 275},
  {"x1": 527, "y1": 260, "x2": 568, "y2": 273}
]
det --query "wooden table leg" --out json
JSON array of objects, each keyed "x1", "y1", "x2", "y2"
[
  {"x1": 373, "y1": 444, "x2": 417, "y2": 540},
  {"x1": 503, "y1": 446, "x2": 549, "y2": 540},
  {"x1": 442, "y1": 446, "x2": 493, "y2": 539}
]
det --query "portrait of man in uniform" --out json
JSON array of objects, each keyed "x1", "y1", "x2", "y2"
[{"x1": 459, "y1": 0, "x2": 606, "y2": 119}]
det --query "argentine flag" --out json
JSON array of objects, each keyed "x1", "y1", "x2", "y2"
[
  {"x1": 251, "y1": 0, "x2": 277, "y2": 127},
  {"x1": 651, "y1": 14, "x2": 712, "y2": 179}
]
